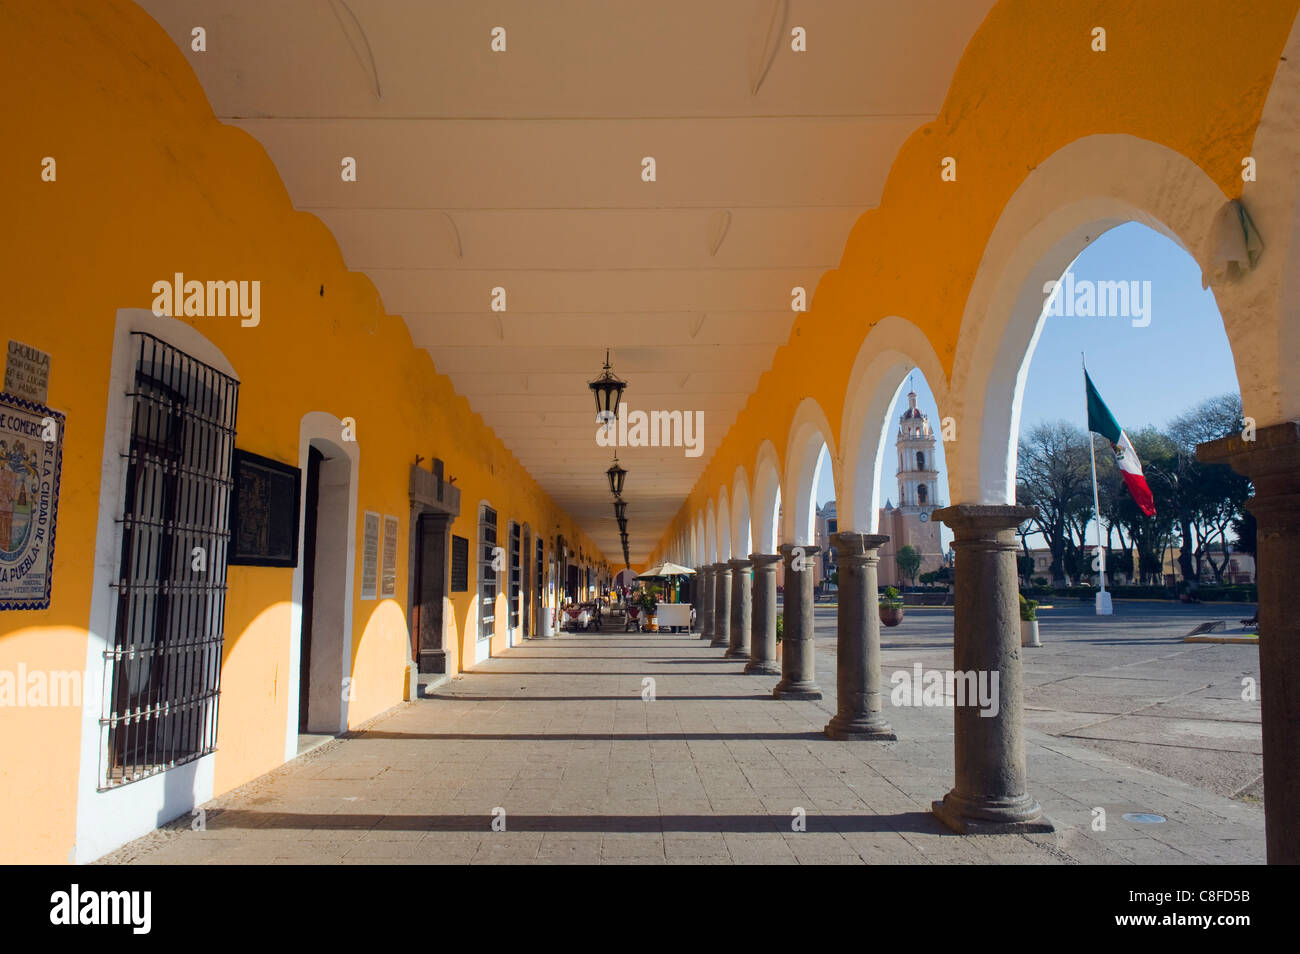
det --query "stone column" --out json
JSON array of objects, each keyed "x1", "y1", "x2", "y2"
[
  {"x1": 1199, "y1": 421, "x2": 1300, "y2": 864},
  {"x1": 696, "y1": 566, "x2": 714, "y2": 640},
  {"x1": 710, "y1": 562, "x2": 732, "y2": 648},
  {"x1": 825, "y1": 532, "x2": 896, "y2": 741},
  {"x1": 727, "y1": 558, "x2": 752, "y2": 658},
  {"x1": 931, "y1": 505, "x2": 1052, "y2": 834},
  {"x1": 745, "y1": 553, "x2": 781, "y2": 675},
  {"x1": 773, "y1": 544, "x2": 821, "y2": 699}
]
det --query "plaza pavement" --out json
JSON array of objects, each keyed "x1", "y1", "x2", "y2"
[{"x1": 101, "y1": 601, "x2": 1264, "y2": 864}]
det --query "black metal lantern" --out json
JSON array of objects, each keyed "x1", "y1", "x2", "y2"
[
  {"x1": 607, "y1": 454, "x2": 627, "y2": 497},
  {"x1": 613, "y1": 499, "x2": 627, "y2": 521},
  {"x1": 588, "y1": 348, "x2": 627, "y2": 421},
  {"x1": 616, "y1": 516, "x2": 628, "y2": 534}
]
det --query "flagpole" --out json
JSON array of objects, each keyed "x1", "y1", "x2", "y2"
[{"x1": 1084, "y1": 353, "x2": 1113, "y2": 616}]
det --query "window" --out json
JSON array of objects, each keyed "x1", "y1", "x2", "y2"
[
  {"x1": 479, "y1": 505, "x2": 497, "y2": 639},
  {"x1": 508, "y1": 521, "x2": 521, "y2": 630},
  {"x1": 450, "y1": 535, "x2": 469, "y2": 592},
  {"x1": 102, "y1": 333, "x2": 238, "y2": 788},
  {"x1": 918, "y1": 483, "x2": 929, "y2": 505},
  {"x1": 917, "y1": 451, "x2": 926, "y2": 471}
]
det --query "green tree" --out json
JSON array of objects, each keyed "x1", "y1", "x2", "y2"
[
  {"x1": 1107, "y1": 428, "x2": 1180, "y2": 584},
  {"x1": 1017, "y1": 421, "x2": 1093, "y2": 584},
  {"x1": 896, "y1": 545, "x2": 922, "y2": 586}
]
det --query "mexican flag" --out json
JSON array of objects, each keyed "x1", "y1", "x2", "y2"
[{"x1": 1085, "y1": 370, "x2": 1156, "y2": 516}]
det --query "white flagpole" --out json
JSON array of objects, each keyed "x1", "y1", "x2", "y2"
[{"x1": 1084, "y1": 353, "x2": 1113, "y2": 616}]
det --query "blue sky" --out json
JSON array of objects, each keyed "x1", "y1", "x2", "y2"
[{"x1": 817, "y1": 222, "x2": 1241, "y2": 545}]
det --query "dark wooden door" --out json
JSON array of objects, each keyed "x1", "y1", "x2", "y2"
[
  {"x1": 298, "y1": 446, "x2": 323, "y2": 733},
  {"x1": 414, "y1": 512, "x2": 448, "y2": 672}
]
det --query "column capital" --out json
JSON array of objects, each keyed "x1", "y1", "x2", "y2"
[
  {"x1": 1198, "y1": 420, "x2": 1300, "y2": 472},
  {"x1": 727, "y1": 557, "x2": 752, "y2": 570},
  {"x1": 778, "y1": 542, "x2": 820, "y2": 557},
  {"x1": 934, "y1": 504, "x2": 1036, "y2": 536},
  {"x1": 831, "y1": 531, "x2": 890, "y2": 561},
  {"x1": 710, "y1": 561, "x2": 732, "y2": 572},
  {"x1": 1199, "y1": 421, "x2": 1300, "y2": 513},
  {"x1": 748, "y1": 552, "x2": 781, "y2": 568}
]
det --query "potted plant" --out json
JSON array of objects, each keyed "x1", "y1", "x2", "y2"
[
  {"x1": 1020, "y1": 593, "x2": 1041, "y2": 647},
  {"x1": 635, "y1": 586, "x2": 660, "y2": 631},
  {"x1": 879, "y1": 586, "x2": 904, "y2": 627}
]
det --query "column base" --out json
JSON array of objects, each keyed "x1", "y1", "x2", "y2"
[
  {"x1": 724, "y1": 646, "x2": 749, "y2": 658},
  {"x1": 824, "y1": 716, "x2": 896, "y2": 742},
  {"x1": 710, "y1": 635, "x2": 729, "y2": 648},
  {"x1": 931, "y1": 791, "x2": 1054, "y2": 834},
  {"x1": 744, "y1": 660, "x2": 780, "y2": 675},
  {"x1": 772, "y1": 680, "x2": 822, "y2": 700}
]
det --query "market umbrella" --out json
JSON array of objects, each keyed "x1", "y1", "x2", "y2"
[
  {"x1": 638, "y1": 561, "x2": 696, "y2": 579},
  {"x1": 636, "y1": 561, "x2": 696, "y2": 604}
]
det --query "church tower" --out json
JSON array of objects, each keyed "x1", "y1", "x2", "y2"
[
  {"x1": 877, "y1": 383, "x2": 945, "y2": 587},
  {"x1": 895, "y1": 387, "x2": 940, "y2": 516}
]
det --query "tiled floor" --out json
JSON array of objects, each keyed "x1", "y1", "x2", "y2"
[{"x1": 101, "y1": 622, "x2": 1265, "y2": 864}]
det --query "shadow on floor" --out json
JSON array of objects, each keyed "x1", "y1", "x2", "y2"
[
  {"x1": 463, "y1": 671, "x2": 748, "y2": 676},
  {"x1": 345, "y1": 730, "x2": 833, "y2": 742},
  {"x1": 427, "y1": 695, "x2": 776, "y2": 702},
  {"x1": 199, "y1": 809, "x2": 946, "y2": 835}
]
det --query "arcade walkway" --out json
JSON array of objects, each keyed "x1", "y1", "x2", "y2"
[{"x1": 101, "y1": 624, "x2": 1263, "y2": 865}]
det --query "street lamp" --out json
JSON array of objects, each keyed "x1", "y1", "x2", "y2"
[
  {"x1": 613, "y1": 499, "x2": 627, "y2": 522},
  {"x1": 607, "y1": 453, "x2": 627, "y2": 497},
  {"x1": 588, "y1": 348, "x2": 627, "y2": 422}
]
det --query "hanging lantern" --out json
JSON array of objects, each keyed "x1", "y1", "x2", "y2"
[
  {"x1": 607, "y1": 454, "x2": 627, "y2": 497},
  {"x1": 613, "y1": 499, "x2": 627, "y2": 521},
  {"x1": 616, "y1": 516, "x2": 628, "y2": 534},
  {"x1": 588, "y1": 348, "x2": 627, "y2": 422}
]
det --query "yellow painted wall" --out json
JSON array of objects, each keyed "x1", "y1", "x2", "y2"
[
  {"x1": 650, "y1": 0, "x2": 1298, "y2": 563},
  {"x1": 0, "y1": 0, "x2": 607, "y2": 862}
]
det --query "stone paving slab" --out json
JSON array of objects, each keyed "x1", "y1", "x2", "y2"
[{"x1": 101, "y1": 615, "x2": 1264, "y2": 865}]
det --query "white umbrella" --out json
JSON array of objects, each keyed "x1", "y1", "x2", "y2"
[{"x1": 638, "y1": 561, "x2": 696, "y2": 578}]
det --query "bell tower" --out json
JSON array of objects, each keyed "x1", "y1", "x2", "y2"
[{"x1": 896, "y1": 385, "x2": 939, "y2": 515}]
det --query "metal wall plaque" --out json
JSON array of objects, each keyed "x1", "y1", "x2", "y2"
[
  {"x1": 361, "y1": 511, "x2": 380, "y2": 600},
  {"x1": 0, "y1": 393, "x2": 63, "y2": 609},
  {"x1": 228, "y1": 449, "x2": 301, "y2": 567},
  {"x1": 381, "y1": 514, "x2": 398, "y2": 598}
]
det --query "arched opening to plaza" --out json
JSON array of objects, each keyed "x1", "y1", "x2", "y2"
[{"x1": 3, "y1": 1, "x2": 1298, "y2": 871}]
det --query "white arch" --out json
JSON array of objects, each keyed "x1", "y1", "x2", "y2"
[
  {"x1": 839, "y1": 316, "x2": 951, "y2": 532},
  {"x1": 782, "y1": 398, "x2": 837, "y2": 545},
  {"x1": 751, "y1": 440, "x2": 782, "y2": 553},
  {"x1": 951, "y1": 134, "x2": 1238, "y2": 503},
  {"x1": 731, "y1": 466, "x2": 752, "y2": 558},
  {"x1": 694, "y1": 511, "x2": 706, "y2": 566},
  {"x1": 716, "y1": 486, "x2": 732, "y2": 562}
]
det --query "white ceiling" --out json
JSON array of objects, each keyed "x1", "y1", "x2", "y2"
[{"x1": 136, "y1": 0, "x2": 995, "y2": 564}]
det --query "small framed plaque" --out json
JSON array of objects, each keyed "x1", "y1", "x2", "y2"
[{"x1": 228, "y1": 449, "x2": 301, "y2": 567}]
